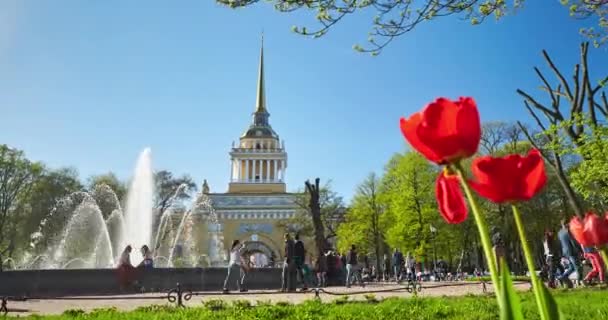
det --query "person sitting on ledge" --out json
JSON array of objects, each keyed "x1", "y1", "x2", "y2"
[
  {"x1": 138, "y1": 245, "x2": 154, "y2": 269},
  {"x1": 116, "y1": 245, "x2": 137, "y2": 290}
]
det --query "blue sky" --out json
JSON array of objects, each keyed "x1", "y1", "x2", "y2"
[{"x1": 2, "y1": 1, "x2": 607, "y2": 201}]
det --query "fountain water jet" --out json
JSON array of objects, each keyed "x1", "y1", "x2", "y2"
[
  {"x1": 119, "y1": 148, "x2": 154, "y2": 266},
  {"x1": 152, "y1": 183, "x2": 188, "y2": 253}
]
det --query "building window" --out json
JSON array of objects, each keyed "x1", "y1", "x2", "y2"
[{"x1": 256, "y1": 143, "x2": 261, "y2": 149}]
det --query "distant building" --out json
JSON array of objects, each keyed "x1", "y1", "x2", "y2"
[{"x1": 194, "y1": 38, "x2": 310, "y2": 266}]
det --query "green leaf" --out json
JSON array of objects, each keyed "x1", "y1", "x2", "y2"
[
  {"x1": 540, "y1": 282, "x2": 563, "y2": 320},
  {"x1": 499, "y1": 260, "x2": 524, "y2": 320}
]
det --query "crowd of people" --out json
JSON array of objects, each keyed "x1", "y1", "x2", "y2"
[
  {"x1": 540, "y1": 219, "x2": 605, "y2": 287},
  {"x1": 114, "y1": 219, "x2": 605, "y2": 292}
]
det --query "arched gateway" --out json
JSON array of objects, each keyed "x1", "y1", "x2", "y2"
[{"x1": 241, "y1": 241, "x2": 277, "y2": 268}]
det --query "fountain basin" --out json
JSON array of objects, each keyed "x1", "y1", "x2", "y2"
[{"x1": 0, "y1": 268, "x2": 283, "y2": 297}]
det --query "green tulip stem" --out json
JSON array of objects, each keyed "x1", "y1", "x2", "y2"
[
  {"x1": 511, "y1": 205, "x2": 549, "y2": 320},
  {"x1": 453, "y1": 163, "x2": 501, "y2": 302},
  {"x1": 599, "y1": 247, "x2": 608, "y2": 275}
]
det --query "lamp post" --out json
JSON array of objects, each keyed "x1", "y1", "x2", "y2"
[{"x1": 430, "y1": 225, "x2": 438, "y2": 273}]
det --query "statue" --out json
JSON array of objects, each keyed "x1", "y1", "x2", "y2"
[{"x1": 202, "y1": 179, "x2": 210, "y2": 194}]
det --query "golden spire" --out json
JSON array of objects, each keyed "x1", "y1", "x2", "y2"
[{"x1": 255, "y1": 32, "x2": 266, "y2": 113}]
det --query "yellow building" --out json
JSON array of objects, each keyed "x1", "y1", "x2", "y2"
[{"x1": 195, "y1": 38, "x2": 301, "y2": 267}]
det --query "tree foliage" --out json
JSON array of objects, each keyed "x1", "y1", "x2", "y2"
[
  {"x1": 277, "y1": 181, "x2": 345, "y2": 244},
  {"x1": 218, "y1": 1, "x2": 608, "y2": 53},
  {"x1": 154, "y1": 170, "x2": 197, "y2": 214},
  {"x1": 336, "y1": 173, "x2": 384, "y2": 265},
  {"x1": 0, "y1": 145, "x2": 43, "y2": 258},
  {"x1": 87, "y1": 172, "x2": 127, "y2": 201},
  {"x1": 517, "y1": 42, "x2": 607, "y2": 217},
  {"x1": 564, "y1": 0, "x2": 608, "y2": 47}
]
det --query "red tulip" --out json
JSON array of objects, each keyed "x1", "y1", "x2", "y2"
[
  {"x1": 569, "y1": 212, "x2": 608, "y2": 247},
  {"x1": 469, "y1": 149, "x2": 546, "y2": 203},
  {"x1": 436, "y1": 171, "x2": 468, "y2": 224},
  {"x1": 400, "y1": 97, "x2": 481, "y2": 165}
]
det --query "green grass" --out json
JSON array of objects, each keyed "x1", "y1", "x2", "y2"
[{"x1": 25, "y1": 288, "x2": 607, "y2": 320}]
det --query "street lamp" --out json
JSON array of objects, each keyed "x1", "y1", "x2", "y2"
[{"x1": 430, "y1": 225, "x2": 438, "y2": 274}]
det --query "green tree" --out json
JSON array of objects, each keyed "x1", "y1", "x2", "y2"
[
  {"x1": 337, "y1": 172, "x2": 384, "y2": 272},
  {"x1": 517, "y1": 42, "x2": 607, "y2": 217},
  {"x1": 21, "y1": 167, "x2": 83, "y2": 255},
  {"x1": 277, "y1": 181, "x2": 346, "y2": 246},
  {"x1": 87, "y1": 172, "x2": 127, "y2": 201},
  {"x1": 154, "y1": 170, "x2": 197, "y2": 215},
  {"x1": 380, "y1": 152, "x2": 437, "y2": 255},
  {"x1": 0, "y1": 145, "x2": 43, "y2": 259}
]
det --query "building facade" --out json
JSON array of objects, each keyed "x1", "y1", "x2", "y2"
[{"x1": 194, "y1": 39, "x2": 303, "y2": 267}]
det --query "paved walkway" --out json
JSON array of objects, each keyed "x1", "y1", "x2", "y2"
[{"x1": 4, "y1": 281, "x2": 531, "y2": 317}]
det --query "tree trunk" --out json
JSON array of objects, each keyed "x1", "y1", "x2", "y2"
[{"x1": 305, "y1": 178, "x2": 326, "y2": 261}]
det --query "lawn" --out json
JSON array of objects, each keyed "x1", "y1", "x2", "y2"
[{"x1": 25, "y1": 288, "x2": 607, "y2": 320}]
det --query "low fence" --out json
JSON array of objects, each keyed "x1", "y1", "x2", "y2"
[{"x1": 0, "y1": 267, "x2": 282, "y2": 297}]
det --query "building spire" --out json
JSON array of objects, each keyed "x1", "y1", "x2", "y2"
[{"x1": 255, "y1": 32, "x2": 266, "y2": 113}]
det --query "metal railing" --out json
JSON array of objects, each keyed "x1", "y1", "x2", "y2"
[{"x1": 1, "y1": 280, "x2": 506, "y2": 316}]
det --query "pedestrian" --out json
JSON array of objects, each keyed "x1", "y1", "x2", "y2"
[
  {"x1": 557, "y1": 219, "x2": 580, "y2": 285},
  {"x1": 281, "y1": 233, "x2": 297, "y2": 292},
  {"x1": 543, "y1": 230, "x2": 560, "y2": 288},
  {"x1": 392, "y1": 248, "x2": 404, "y2": 282},
  {"x1": 405, "y1": 252, "x2": 415, "y2": 281},
  {"x1": 582, "y1": 245, "x2": 605, "y2": 285},
  {"x1": 222, "y1": 240, "x2": 247, "y2": 293},
  {"x1": 345, "y1": 245, "x2": 363, "y2": 288},
  {"x1": 315, "y1": 252, "x2": 328, "y2": 287},
  {"x1": 491, "y1": 227, "x2": 505, "y2": 273},
  {"x1": 382, "y1": 254, "x2": 391, "y2": 281},
  {"x1": 293, "y1": 233, "x2": 308, "y2": 291}
]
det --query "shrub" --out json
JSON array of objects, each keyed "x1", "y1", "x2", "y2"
[{"x1": 202, "y1": 299, "x2": 226, "y2": 311}]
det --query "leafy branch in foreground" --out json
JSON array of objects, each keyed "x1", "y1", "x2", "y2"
[{"x1": 216, "y1": 0, "x2": 519, "y2": 54}]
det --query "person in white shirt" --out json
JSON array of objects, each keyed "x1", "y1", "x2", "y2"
[
  {"x1": 118, "y1": 245, "x2": 133, "y2": 267},
  {"x1": 223, "y1": 240, "x2": 247, "y2": 293}
]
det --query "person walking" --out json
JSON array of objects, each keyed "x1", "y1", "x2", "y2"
[
  {"x1": 405, "y1": 252, "x2": 415, "y2": 281},
  {"x1": 345, "y1": 245, "x2": 362, "y2": 288},
  {"x1": 293, "y1": 233, "x2": 308, "y2": 291},
  {"x1": 557, "y1": 219, "x2": 580, "y2": 285},
  {"x1": 582, "y1": 245, "x2": 605, "y2": 285},
  {"x1": 281, "y1": 233, "x2": 297, "y2": 292},
  {"x1": 382, "y1": 254, "x2": 391, "y2": 281},
  {"x1": 223, "y1": 240, "x2": 247, "y2": 293},
  {"x1": 392, "y1": 248, "x2": 404, "y2": 282},
  {"x1": 315, "y1": 252, "x2": 328, "y2": 287},
  {"x1": 491, "y1": 227, "x2": 505, "y2": 273},
  {"x1": 543, "y1": 230, "x2": 560, "y2": 288}
]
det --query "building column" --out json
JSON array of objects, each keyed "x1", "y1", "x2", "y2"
[
  {"x1": 281, "y1": 160, "x2": 285, "y2": 181},
  {"x1": 245, "y1": 159, "x2": 250, "y2": 182},
  {"x1": 272, "y1": 159, "x2": 277, "y2": 182},
  {"x1": 264, "y1": 160, "x2": 268, "y2": 182},
  {"x1": 236, "y1": 160, "x2": 241, "y2": 182},
  {"x1": 230, "y1": 159, "x2": 234, "y2": 182},
  {"x1": 253, "y1": 160, "x2": 257, "y2": 182}
]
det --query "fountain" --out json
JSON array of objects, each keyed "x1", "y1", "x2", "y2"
[
  {"x1": 119, "y1": 148, "x2": 154, "y2": 266},
  {"x1": 12, "y1": 148, "x2": 228, "y2": 270}
]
